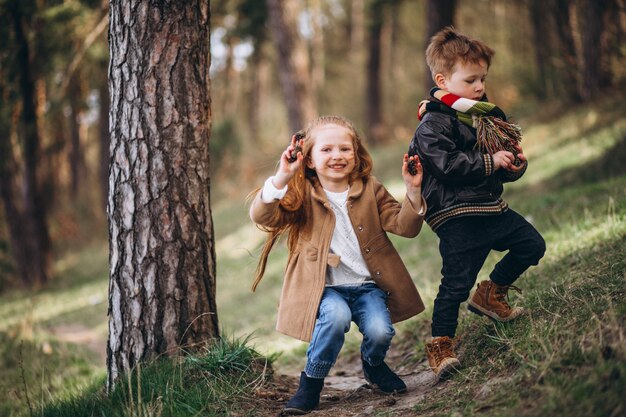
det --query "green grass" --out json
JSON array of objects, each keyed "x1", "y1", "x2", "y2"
[
  {"x1": 0, "y1": 332, "x2": 104, "y2": 417},
  {"x1": 42, "y1": 335, "x2": 275, "y2": 417},
  {"x1": 396, "y1": 97, "x2": 626, "y2": 416}
]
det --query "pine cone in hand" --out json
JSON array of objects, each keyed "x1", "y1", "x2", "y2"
[{"x1": 288, "y1": 130, "x2": 305, "y2": 163}]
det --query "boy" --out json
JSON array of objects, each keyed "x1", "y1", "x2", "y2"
[{"x1": 408, "y1": 27, "x2": 546, "y2": 379}]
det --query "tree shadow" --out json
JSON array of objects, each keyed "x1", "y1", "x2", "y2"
[{"x1": 536, "y1": 133, "x2": 626, "y2": 191}]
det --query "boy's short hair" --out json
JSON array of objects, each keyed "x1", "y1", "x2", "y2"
[{"x1": 426, "y1": 26, "x2": 495, "y2": 81}]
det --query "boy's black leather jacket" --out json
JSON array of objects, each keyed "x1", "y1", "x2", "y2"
[{"x1": 408, "y1": 111, "x2": 526, "y2": 231}]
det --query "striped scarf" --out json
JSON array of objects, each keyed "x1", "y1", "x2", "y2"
[{"x1": 418, "y1": 87, "x2": 522, "y2": 163}]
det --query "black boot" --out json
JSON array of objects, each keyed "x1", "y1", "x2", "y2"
[
  {"x1": 362, "y1": 356, "x2": 407, "y2": 394},
  {"x1": 281, "y1": 372, "x2": 324, "y2": 415}
]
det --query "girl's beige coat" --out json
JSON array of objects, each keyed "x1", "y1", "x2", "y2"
[{"x1": 250, "y1": 176, "x2": 426, "y2": 342}]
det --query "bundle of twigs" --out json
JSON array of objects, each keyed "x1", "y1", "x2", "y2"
[{"x1": 475, "y1": 117, "x2": 523, "y2": 166}]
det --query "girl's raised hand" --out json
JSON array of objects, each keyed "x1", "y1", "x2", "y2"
[
  {"x1": 402, "y1": 154, "x2": 423, "y2": 203},
  {"x1": 273, "y1": 134, "x2": 304, "y2": 189}
]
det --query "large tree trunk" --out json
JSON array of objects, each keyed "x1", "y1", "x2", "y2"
[
  {"x1": 266, "y1": 0, "x2": 315, "y2": 133},
  {"x1": 107, "y1": 0, "x2": 218, "y2": 389},
  {"x1": 424, "y1": 0, "x2": 456, "y2": 91},
  {"x1": 9, "y1": 2, "x2": 51, "y2": 286},
  {"x1": 366, "y1": 0, "x2": 385, "y2": 144},
  {"x1": 99, "y1": 81, "x2": 110, "y2": 210}
]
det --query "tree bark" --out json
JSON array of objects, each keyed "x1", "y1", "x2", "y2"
[
  {"x1": 99, "y1": 81, "x2": 110, "y2": 210},
  {"x1": 424, "y1": 0, "x2": 456, "y2": 91},
  {"x1": 107, "y1": 0, "x2": 218, "y2": 390},
  {"x1": 9, "y1": 2, "x2": 51, "y2": 286},
  {"x1": 265, "y1": 0, "x2": 315, "y2": 133}
]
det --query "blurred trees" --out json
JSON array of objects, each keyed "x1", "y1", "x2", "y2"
[
  {"x1": 0, "y1": 0, "x2": 108, "y2": 289},
  {"x1": 266, "y1": 0, "x2": 316, "y2": 133},
  {"x1": 424, "y1": 0, "x2": 457, "y2": 90},
  {"x1": 0, "y1": 0, "x2": 625, "y2": 290},
  {"x1": 107, "y1": 0, "x2": 218, "y2": 388}
]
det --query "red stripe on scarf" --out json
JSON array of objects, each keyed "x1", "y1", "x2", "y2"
[{"x1": 439, "y1": 92, "x2": 460, "y2": 108}]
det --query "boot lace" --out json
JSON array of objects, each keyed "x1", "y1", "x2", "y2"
[
  {"x1": 428, "y1": 337, "x2": 456, "y2": 365},
  {"x1": 494, "y1": 284, "x2": 522, "y2": 307}
]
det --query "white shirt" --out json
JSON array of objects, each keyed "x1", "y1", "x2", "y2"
[
  {"x1": 323, "y1": 188, "x2": 373, "y2": 286},
  {"x1": 260, "y1": 176, "x2": 372, "y2": 286}
]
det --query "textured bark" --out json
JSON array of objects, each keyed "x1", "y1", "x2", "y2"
[
  {"x1": 9, "y1": 3, "x2": 51, "y2": 286},
  {"x1": 99, "y1": 81, "x2": 110, "y2": 209},
  {"x1": 424, "y1": 0, "x2": 456, "y2": 90},
  {"x1": 107, "y1": 0, "x2": 218, "y2": 389},
  {"x1": 265, "y1": 0, "x2": 315, "y2": 133}
]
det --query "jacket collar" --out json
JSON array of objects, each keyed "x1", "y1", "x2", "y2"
[{"x1": 309, "y1": 176, "x2": 365, "y2": 204}]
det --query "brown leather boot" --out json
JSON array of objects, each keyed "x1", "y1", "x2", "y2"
[
  {"x1": 425, "y1": 336, "x2": 460, "y2": 379},
  {"x1": 468, "y1": 280, "x2": 524, "y2": 322}
]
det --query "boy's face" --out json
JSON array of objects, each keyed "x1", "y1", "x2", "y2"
[{"x1": 435, "y1": 59, "x2": 488, "y2": 100}]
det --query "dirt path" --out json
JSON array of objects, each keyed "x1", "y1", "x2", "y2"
[
  {"x1": 46, "y1": 323, "x2": 107, "y2": 365},
  {"x1": 46, "y1": 325, "x2": 446, "y2": 416},
  {"x1": 253, "y1": 348, "x2": 444, "y2": 417}
]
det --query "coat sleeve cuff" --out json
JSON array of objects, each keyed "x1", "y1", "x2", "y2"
[
  {"x1": 483, "y1": 153, "x2": 494, "y2": 176},
  {"x1": 261, "y1": 176, "x2": 288, "y2": 203}
]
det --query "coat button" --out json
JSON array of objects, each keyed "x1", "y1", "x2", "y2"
[
  {"x1": 365, "y1": 247, "x2": 371, "y2": 254},
  {"x1": 358, "y1": 225, "x2": 363, "y2": 231},
  {"x1": 375, "y1": 271, "x2": 381, "y2": 276}
]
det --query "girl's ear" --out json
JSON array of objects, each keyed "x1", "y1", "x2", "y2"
[
  {"x1": 434, "y1": 73, "x2": 447, "y2": 89},
  {"x1": 306, "y1": 157, "x2": 315, "y2": 169}
]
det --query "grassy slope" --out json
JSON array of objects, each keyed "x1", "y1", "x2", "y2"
[
  {"x1": 0, "y1": 95, "x2": 624, "y2": 416},
  {"x1": 375, "y1": 96, "x2": 626, "y2": 416}
]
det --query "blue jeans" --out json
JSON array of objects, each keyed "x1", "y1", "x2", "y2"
[
  {"x1": 432, "y1": 209, "x2": 546, "y2": 338},
  {"x1": 304, "y1": 283, "x2": 395, "y2": 379}
]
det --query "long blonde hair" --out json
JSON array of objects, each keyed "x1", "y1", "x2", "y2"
[{"x1": 251, "y1": 115, "x2": 373, "y2": 291}]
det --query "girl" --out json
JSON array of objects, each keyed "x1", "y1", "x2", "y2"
[{"x1": 249, "y1": 115, "x2": 426, "y2": 415}]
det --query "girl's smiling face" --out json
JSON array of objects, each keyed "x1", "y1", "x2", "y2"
[{"x1": 306, "y1": 124, "x2": 356, "y2": 192}]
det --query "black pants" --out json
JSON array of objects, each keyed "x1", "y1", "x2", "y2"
[{"x1": 431, "y1": 209, "x2": 546, "y2": 338}]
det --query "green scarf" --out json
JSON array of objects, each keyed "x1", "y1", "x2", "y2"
[{"x1": 418, "y1": 87, "x2": 522, "y2": 162}]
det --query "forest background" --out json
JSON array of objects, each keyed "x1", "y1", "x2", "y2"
[{"x1": 0, "y1": 0, "x2": 625, "y2": 416}]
